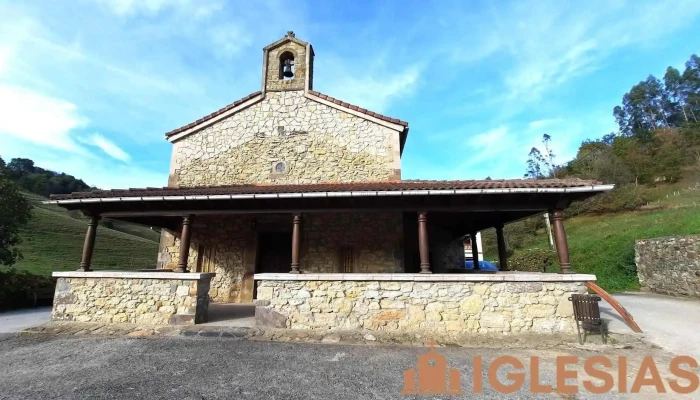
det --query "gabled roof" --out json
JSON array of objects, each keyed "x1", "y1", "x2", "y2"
[
  {"x1": 164, "y1": 90, "x2": 409, "y2": 142},
  {"x1": 263, "y1": 31, "x2": 313, "y2": 55},
  {"x1": 307, "y1": 90, "x2": 408, "y2": 127},
  {"x1": 164, "y1": 91, "x2": 262, "y2": 138}
]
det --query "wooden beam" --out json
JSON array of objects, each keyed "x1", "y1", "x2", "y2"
[
  {"x1": 98, "y1": 204, "x2": 550, "y2": 218},
  {"x1": 551, "y1": 209, "x2": 572, "y2": 274},
  {"x1": 174, "y1": 215, "x2": 194, "y2": 273},
  {"x1": 418, "y1": 212, "x2": 431, "y2": 274},
  {"x1": 78, "y1": 216, "x2": 100, "y2": 271},
  {"x1": 470, "y1": 231, "x2": 480, "y2": 270},
  {"x1": 290, "y1": 213, "x2": 301, "y2": 274},
  {"x1": 495, "y1": 223, "x2": 508, "y2": 271}
]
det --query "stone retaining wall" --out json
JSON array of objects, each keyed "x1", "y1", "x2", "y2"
[
  {"x1": 256, "y1": 279, "x2": 587, "y2": 334},
  {"x1": 636, "y1": 235, "x2": 700, "y2": 298},
  {"x1": 51, "y1": 272, "x2": 214, "y2": 325}
]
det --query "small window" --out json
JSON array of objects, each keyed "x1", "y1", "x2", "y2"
[
  {"x1": 279, "y1": 51, "x2": 295, "y2": 80},
  {"x1": 272, "y1": 161, "x2": 287, "y2": 174},
  {"x1": 339, "y1": 246, "x2": 355, "y2": 273}
]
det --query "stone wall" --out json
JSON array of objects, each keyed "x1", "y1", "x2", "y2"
[
  {"x1": 256, "y1": 279, "x2": 586, "y2": 334},
  {"x1": 264, "y1": 40, "x2": 308, "y2": 92},
  {"x1": 159, "y1": 212, "x2": 403, "y2": 302},
  {"x1": 303, "y1": 212, "x2": 403, "y2": 273},
  {"x1": 636, "y1": 235, "x2": 700, "y2": 298},
  {"x1": 169, "y1": 91, "x2": 401, "y2": 186},
  {"x1": 161, "y1": 216, "x2": 250, "y2": 303},
  {"x1": 52, "y1": 273, "x2": 213, "y2": 325}
]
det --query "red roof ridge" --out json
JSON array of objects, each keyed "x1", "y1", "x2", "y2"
[
  {"x1": 164, "y1": 91, "x2": 262, "y2": 138},
  {"x1": 307, "y1": 90, "x2": 408, "y2": 128}
]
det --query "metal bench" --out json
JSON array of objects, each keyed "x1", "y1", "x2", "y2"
[{"x1": 568, "y1": 293, "x2": 605, "y2": 344}]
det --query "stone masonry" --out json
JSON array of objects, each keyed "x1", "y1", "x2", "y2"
[
  {"x1": 256, "y1": 280, "x2": 586, "y2": 334},
  {"x1": 168, "y1": 91, "x2": 402, "y2": 187},
  {"x1": 264, "y1": 39, "x2": 309, "y2": 92},
  {"x1": 636, "y1": 235, "x2": 700, "y2": 298},
  {"x1": 52, "y1": 274, "x2": 213, "y2": 325},
  {"x1": 160, "y1": 213, "x2": 403, "y2": 303}
]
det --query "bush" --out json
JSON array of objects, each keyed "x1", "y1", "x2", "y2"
[
  {"x1": 0, "y1": 268, "x2": 55, "y2": 311},
  {"x1": 567, "y1": 184, "x2": 650, "y2": 216},
  {"x1": 508, "y1": 248, "x2": 557, "y2": 272}
]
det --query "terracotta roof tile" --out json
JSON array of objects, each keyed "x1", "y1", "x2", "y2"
[
  {"x1": 50, "y1": 179, "x2": 605, "y2": 200},
  {"x1": 164, "y1": 91, "x2": 262, "y2": 137},
  {"x1": 307, "y1": 90, "x2": 409, "y2": 127}
]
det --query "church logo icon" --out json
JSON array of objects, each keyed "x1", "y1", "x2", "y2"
[{"x1": 401, "y1": 342, "x2": 463, "y2": 395}]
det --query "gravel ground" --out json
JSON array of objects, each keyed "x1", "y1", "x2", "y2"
[{"x1": 0, "y1": 334, "x2": 685, "y2": 399}]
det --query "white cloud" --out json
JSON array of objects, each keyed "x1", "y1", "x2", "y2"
[
  {"x1": 458, "y1": 125, "x2": 511, "y2": 171},
  {"x1": 317, "y1": 61, "x2": 421, "y2": 113},
  {"x1": 208, "y1": 23, "x2": 253, "y2": 57},
  {"x1": 0, "y1": 84, "x2": 87, "y2": 152},
  {"x1": 0, "y1": 46, "x2": 11, "y2": 75},
  {"x1": 443, "y1": 0, "x2": 700, "y2": 103},
  {"x1": 96, "y1": 0, "x2": 166, "y2": 16},
  {"x1": 528, "y1": 118, "x2": 562, "y2": 130},
  {"x1": 470, "y1": 126, "x2": 508, "y2": 150},
  {"x1": 0, "y1": 134, "x2": 165, "y2": 189},
  {"x1": 82, "y1": 133, "x2": 131, "y2": 162}
]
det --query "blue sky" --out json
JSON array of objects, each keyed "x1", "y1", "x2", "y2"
[{"x1": 1, "y1": 0, "x2": 699, "y2": 189}]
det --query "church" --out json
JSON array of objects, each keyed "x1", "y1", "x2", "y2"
[{"x1": 49, "y1": 33, "x2": 610, "y2": 333}]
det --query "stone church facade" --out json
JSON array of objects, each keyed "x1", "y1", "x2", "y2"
[
  {"x1": 48, "y1": 32, "x2": 608, "y2": 332},
  {"x1": 157, "y1": 32, "x2": 456, "y2": 303}
]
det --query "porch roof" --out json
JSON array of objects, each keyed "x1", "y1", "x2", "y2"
[
  {"x1": 44, "y1": 179, "x2": 612, "y2": 232},
  {"x1": 49, "y1": 179, "x2": 609, "y2": 201}
]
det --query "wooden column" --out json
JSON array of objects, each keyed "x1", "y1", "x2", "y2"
[
  {"x1": 290, "y1": 214, "x2": 301, "y2": 274},
  {"x1": 175, "y1": 215, "x2": 194, "y2": 273},
  {"x1": 551, "y1": 209, "x2": 572, "y2": 274},
  {"x1": 417, "y1": 212, "x2": 431, "y2": 274},
  {"x1": 470, "y1": 231, "x2": 480, "y2": 270},
  {"x1": 78, "y1": 216, "x2": 100, "y2": 272},
  {"x1": 495, "y1": 223, "x2": 508, "y2": 271}
]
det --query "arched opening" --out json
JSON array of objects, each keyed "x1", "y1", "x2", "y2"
[{"x1": 279, "y1": 51, "x2": 295, "y2": 80}]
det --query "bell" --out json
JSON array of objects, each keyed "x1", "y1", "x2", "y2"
[{"x1": 283, "y1": 60, "x2": 294, "y2": 78}]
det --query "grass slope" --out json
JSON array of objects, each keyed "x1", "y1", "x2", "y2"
[
  {"x1": 9, "y1": 193, "x2": 159, "y2": 276},
  {"x1": 550, "y1": 207, "x2": 699, "y2": 292},
  {"x1": 481, "y1": 167, "x2": 700, "y2": 292}
]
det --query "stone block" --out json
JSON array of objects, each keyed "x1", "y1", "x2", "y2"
[
  {"x1": 506, "y1": 282, "x2": 543, "y2": 293},
  {"x1": 373, "y1": 310, "x2": 406, "y2": 321},
  {"x1": 459, "y1": 295, "x2": 484, "y2": 314},
  {"x1": 480, "y1": 313, "x2": 505, "y2": 328},
  {"x1": 255, "y1": 307, "x2": 288, "y2": 328},
  {"x1": 526, "y1": 304, "x2": 556, "y2": 318},
  {"x1": 555, "y1": 296, "x2": 574, "y2": 317},
  {"x1": 168, "y1": 314, "x2": 195, "y2": 325}
]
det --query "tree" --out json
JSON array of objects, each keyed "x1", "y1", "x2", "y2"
[
  {"x1": 0, "y1": 159, "x2": 33, "y2": 267},
  {"x1": 681, "y1": 55, "x2": 700, "y2": 123},
  {"x1": 3, "y1": 157, "x2": 92, "y2": 197},
  {"x1": 524, "y1": 134, "x2": 557, "y2": 179}
]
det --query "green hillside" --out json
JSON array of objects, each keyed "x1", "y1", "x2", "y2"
[
  {"x1": 9, "y1": 192, "x2": 159, "y2": 276},
  {"x1": 483, "y1": 170, "x2": 700, "y2": 293}
]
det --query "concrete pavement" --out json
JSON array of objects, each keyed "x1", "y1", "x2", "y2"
[
  {"x1": 600, "y1": 292, "x2": 700, "y2": 360},
  {"x1": 0, "y1": 335, "x2": 678, "y2": 399},
  {"x1": 0, "y1": 307, "x2": 51, "y2": 333}
]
